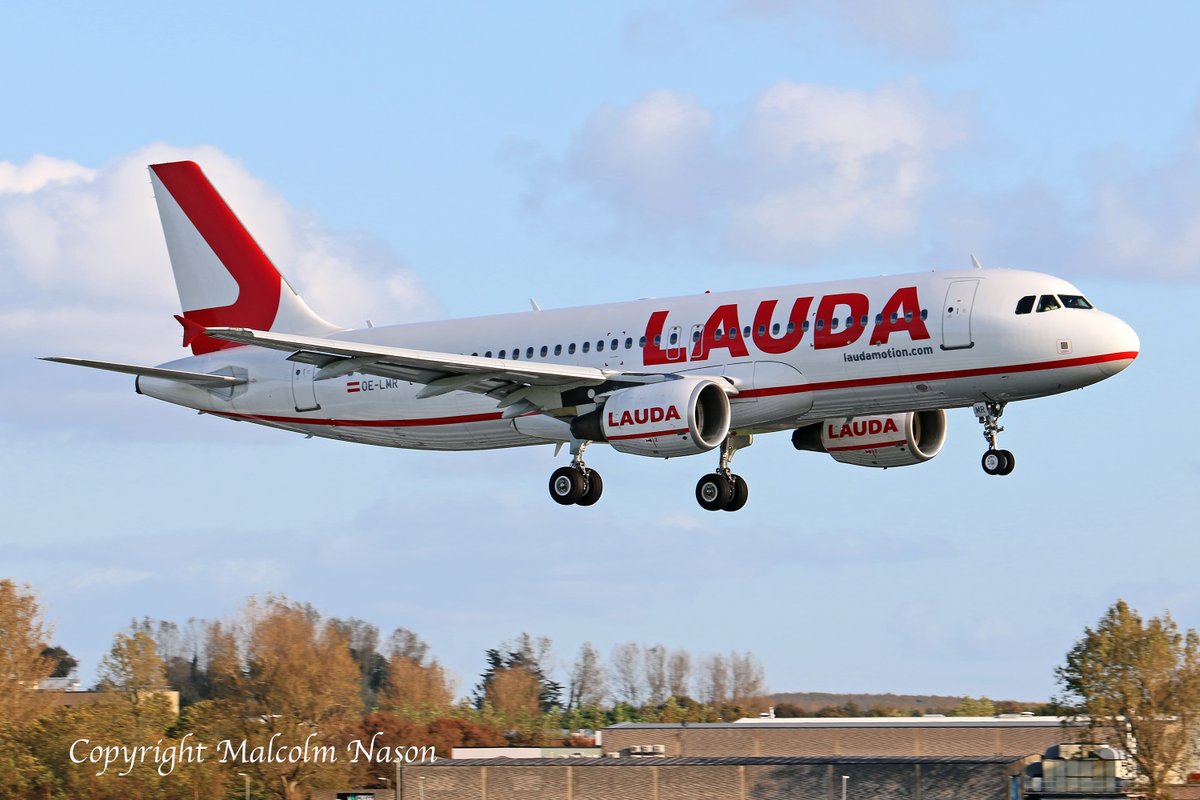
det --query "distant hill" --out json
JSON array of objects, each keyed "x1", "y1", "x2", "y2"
[{"x1": 769, "y1": 692, "x2": 984, "y2": 716}]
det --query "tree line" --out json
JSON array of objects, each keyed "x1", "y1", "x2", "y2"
[{"x1": 0, "y1": 580, "x2": 768, "y2": 799}]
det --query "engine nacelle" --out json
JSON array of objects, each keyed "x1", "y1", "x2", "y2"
[
  {"x1": 792, "y1": 409, "x2": 947, "y2": 468},
  {"x1": 571, "y1": 377, "x2": 731, "y2": 458}
]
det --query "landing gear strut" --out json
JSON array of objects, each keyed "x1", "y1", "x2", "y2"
[
  {"x1": 696, "y1": 434, "x2": 752, "y2": 512},
  {"x1": 974, "y1": 401, "x2": 1015, "y2": 476},
  {"x1": 548, "y1": 441, "x2": 604, "y2": 506}
]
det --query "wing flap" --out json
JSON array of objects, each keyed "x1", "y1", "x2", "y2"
[{"x1": 202, "y1": 327, "x2": 612, "y2": 390}]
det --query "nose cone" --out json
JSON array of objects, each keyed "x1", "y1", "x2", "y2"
[{"x1": 1099, "y1": 314, "x2": 1140, "y2": 376}]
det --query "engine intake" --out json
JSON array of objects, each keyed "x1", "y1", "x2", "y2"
[
  {"x1": 792, "y1": 409, "x2": 947, "y2": 468},
  {"x1": 571, "y1": 377, "x2": 731, "y2": 458}
]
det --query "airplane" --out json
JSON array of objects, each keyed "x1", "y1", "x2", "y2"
[{"x1": 43, "y1": 161, "x2": 1140, "y2": 512}]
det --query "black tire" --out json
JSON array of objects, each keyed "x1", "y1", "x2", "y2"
[
  {"x1": 696, "y1": 472, "x2": 734, "y2": 511},
  {"x1": 723, "y1": 475, "x2": 749, "y2": 512},
  {"x1": 997, "y1": 449, "x2": 1016, "y2": 476},
  {"x1": 549, "y1": 466, "x2": 584, "y2": 505},
  {"x1": 576, "y1": 470, "x2": 604, "y2": 506},
  {"x1": 981, "y1": 449, "x2": 1004, "y2": 475}
]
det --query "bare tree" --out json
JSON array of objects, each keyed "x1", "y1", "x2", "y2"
[
  {"x1": 729, "y1": 650, "x2": 766, "y2": 703},
  {"x1": 667, "y1": 648, "x2": 692, "y2": 699},
  {"x1": 568, "y1": 642, "x2": 607, "y2": 709},
  {"x1": 644, "y1": 645, "x2": 668, "y2": 705},
  {"x1": 386, "y1": 627, "x2": 430, "y2": 664},
  {"x1": 697, "y1": 653, "x2": 729, "y2": 705},
  {"x1": 611, "y1": 642, "x2": 644, "y2": 706}
]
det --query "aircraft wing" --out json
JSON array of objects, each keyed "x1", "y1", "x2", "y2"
[
  {"x1": 202, "y1": 326, "x2": 635, "y2": 413},
  {"x1": 40, "y1": 357, "x2": 247, "y2": 388}
]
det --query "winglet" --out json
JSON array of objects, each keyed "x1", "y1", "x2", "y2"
[
  {"x1": 970, "y1": 254, "x2": 984, "y2": 270},
  {"x1": 175, "y1": 314, "x2": 209, "y2": 348}
]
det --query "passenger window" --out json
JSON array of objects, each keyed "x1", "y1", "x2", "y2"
[
  {"x1": 920, "y1": 309, "x2": 928, "y2": 320},
  {"x1": 692, "y1": 330, "x2": 701, "y2": 342},
  {"x1": 890, "y1": 312, "x2": 898, "y2": 323},
  {"x1": 472, "y1": 352, "x2": 478, "y2": 357},
  {"x1": 729, "y1": 327, "x2": 737, "y2": 339},
  {"x1": 512, "y1": 348, "x2": 520, "y2": 360},
  {"x1": 905, "y1": 311, "x2": 913, "y2": 322},
  {"x1": 639, "y1": 336, "x2": 646, "y2": 348},
  {"x1": 568, "y1": 343, "x2": 576, "y2": 355},
  {"x1": 802, "y1": 320, "x2": 809, "y2": 332},
  {"x1": 539, "y1": 345, "x2": 548, "y2": 357},
  {"x1": 498, "y1": 349, "x2": 506, "y2": 359},
  {"x1": 582, "y1": 341, "x2": 590, "y2": 353},
  {"x1": 860, "y1": 315, "x2": 868, "y2": 327},
  {"x1": 743, "y1": 326, "x2": 751, "y2": 338},
  {"x1": 1037, "y1": 295, "x2": 1061, "y2": 312},
  {"x1": 875, "y1": 314, "x2": 883, "y2": 324},
  {"x1": 786, "y1": 322, "x2": 795, "y2": 333},
  {"x1": 1015, "y1": 295, "x2": 1035, "y2": 315},
  {"x1": 816, "y1": 319, "x2": 825, "y2": 330},
  {"x1": 714, "y1": 328, "x2": 724, "y2": 341},
  {"x1": 1060, "y1": 295, "x2": 1094, "y2": 309},
  {"x1": 597, "y1": 340, "x2": 604, "y2": 352},
  {"x1": 527, "y1": 347, "x2": 534, "y2": 358},
  {"x1": 831, "y1": 318, "x2": 839, "y2": 330},
  {"x1": 611, "y1": 338, "x2": 618, "y2": 350},
  {"x1": 554, "y1": 344, "x2": 562, "y2": 356},
  {"x1": 757, "y1": 324, "x2": 766, "y2": 336},
  {"x1": 772, "y1": 323, "x2": 780, "y2": 335},
  {"x1": 669, "y1": 332, "x2": 678, "y2": 345},
  {"x1": 625, "y1": 337, "x2": 633, "y2": 349},
  {"x1": 485, "y1": 350, "x2": 493, "y2": 358},
  {"x1": 653, "y1": 335, "x2": 661, "y2": 347}
]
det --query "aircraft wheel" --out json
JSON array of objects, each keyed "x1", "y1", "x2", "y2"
[
  {"x1": 696, "y1": 472, "x2": 734, "y2": 511},
  {"x1": 576, "y1": 470, "x2": 604, "y2": 506},
  {"x1": 549, "y1": 466, "x2": 584, "y2": 505},
  {"x1": 997, "y1": 449, "x2": 1016, "y2": 476},
  {"x1": 981, "y1": 449, "x2": 1005, "y2": 476},
  {"x1": 723, "y1": 475, "x2": 749, "y2": 512}
]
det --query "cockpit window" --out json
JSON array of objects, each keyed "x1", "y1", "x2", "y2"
[
  {"x1": 1015, "y1": 295, "x2": 1035, "y2": 315},
  {"x1": 1059, "y1": 294, "x2": 1093, "y2": 309},
  {"x1": 1036, "y1": 295, "x2": 1061, "y2": 312}
]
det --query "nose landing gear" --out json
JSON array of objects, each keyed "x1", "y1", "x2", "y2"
[
  {"x1": 549, "y1": 441, "x2": 604, "y2": 506},
  {"x1": 974, "y1": 401, "x2": 1015, "y2": 476},
  {"x1": 696, "y1": 434, "x2": 752, "y2": 512}
]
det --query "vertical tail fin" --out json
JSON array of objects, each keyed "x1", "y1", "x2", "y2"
[{"x1": 148, "y1": 161, "x2": 339, "y2": 355}]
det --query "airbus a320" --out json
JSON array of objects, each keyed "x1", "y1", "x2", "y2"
[{"x1": 45, "y1": 161, "x2": 1140, "y2": 511}]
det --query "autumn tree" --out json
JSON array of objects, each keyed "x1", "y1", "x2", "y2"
[
  {"x1": 1056, "y1": 599, "x2": 1200, "y2": 800},
  {"x1": 645, "y1": 645, "x2": 668, "y2": 705},
  {"x1": 377, "y1": 653, "x2": 455, "y2": 717},
  {"x1": 97, "y1": 621, "x2": 170, "y2": 728},
  {"x1": 697, "y1": 653, "x2": 729, "y2": 705},
  {"x1": 0, "y1": 580, "x2": 56, "y2": 732}
]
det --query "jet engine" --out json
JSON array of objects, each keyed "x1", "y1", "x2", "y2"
[
  {"x1": 792, "y1": 409, "x2": 947, "y2": 468},
  {"x1": 571, "y1": 377, "x2": 731, "y2": 457}
]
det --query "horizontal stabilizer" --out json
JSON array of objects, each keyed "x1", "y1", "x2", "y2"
[{"x1": 40, "y1": 357, "x2": 246, "y2": 388}]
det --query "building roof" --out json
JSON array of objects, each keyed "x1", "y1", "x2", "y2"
[
  {"x1": 609, "y1": 716, "x2": 1071, "y2": 730},
  {"x1": 421, "y1": 755, "x2": 1025, "y2": 768}
]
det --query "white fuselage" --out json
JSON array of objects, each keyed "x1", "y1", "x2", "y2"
[{"x1": 137, "y1": 268, "x2": 1140, "y2": 452}]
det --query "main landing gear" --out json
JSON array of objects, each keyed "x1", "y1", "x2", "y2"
[
  {"x1": 696, "y1": 434, "x2": 752, "y2": 512},
  {"x1": 548, "y1": 441, "x2": 604, "y2": 506},
  {"x1": 974, "y1": 401, "x2": 1016, "y2": 476}
]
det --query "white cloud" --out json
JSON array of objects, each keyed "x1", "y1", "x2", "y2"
[
  {"x1": 556, "y1": 81, "x2": 965, "y2": 264},
  {"x1": 0, "y1": 144, "x2": 436, "y2": 362}
]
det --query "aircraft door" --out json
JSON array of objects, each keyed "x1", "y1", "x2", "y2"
[
  {"x1": 941, "y1": 279, "x2": 979, "y2": 350},
  {"x1": 291, "y1": 362, "x2": 320, "y2": 411}
]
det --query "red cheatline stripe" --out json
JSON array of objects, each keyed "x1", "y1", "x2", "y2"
[
  {"x1": 827, "y1": 440, "x2": 908, "y2": 453},
  {"x1": 210, "y1": 410, "x2": 510, "y2": 427},
  {"x1": 605, "y1": 427, "x2": 691, "y2": 441},
  {"x1": 204, "y1": 350, "x2": 1137, "y2": 430},
  {"x1": 739, "y1": 350, "x2": 1138, "y2": 399}
]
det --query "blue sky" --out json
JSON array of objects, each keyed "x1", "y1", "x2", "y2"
[{"x1": 2, "y1": 1, "x2": 1198, "y2": 702}]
